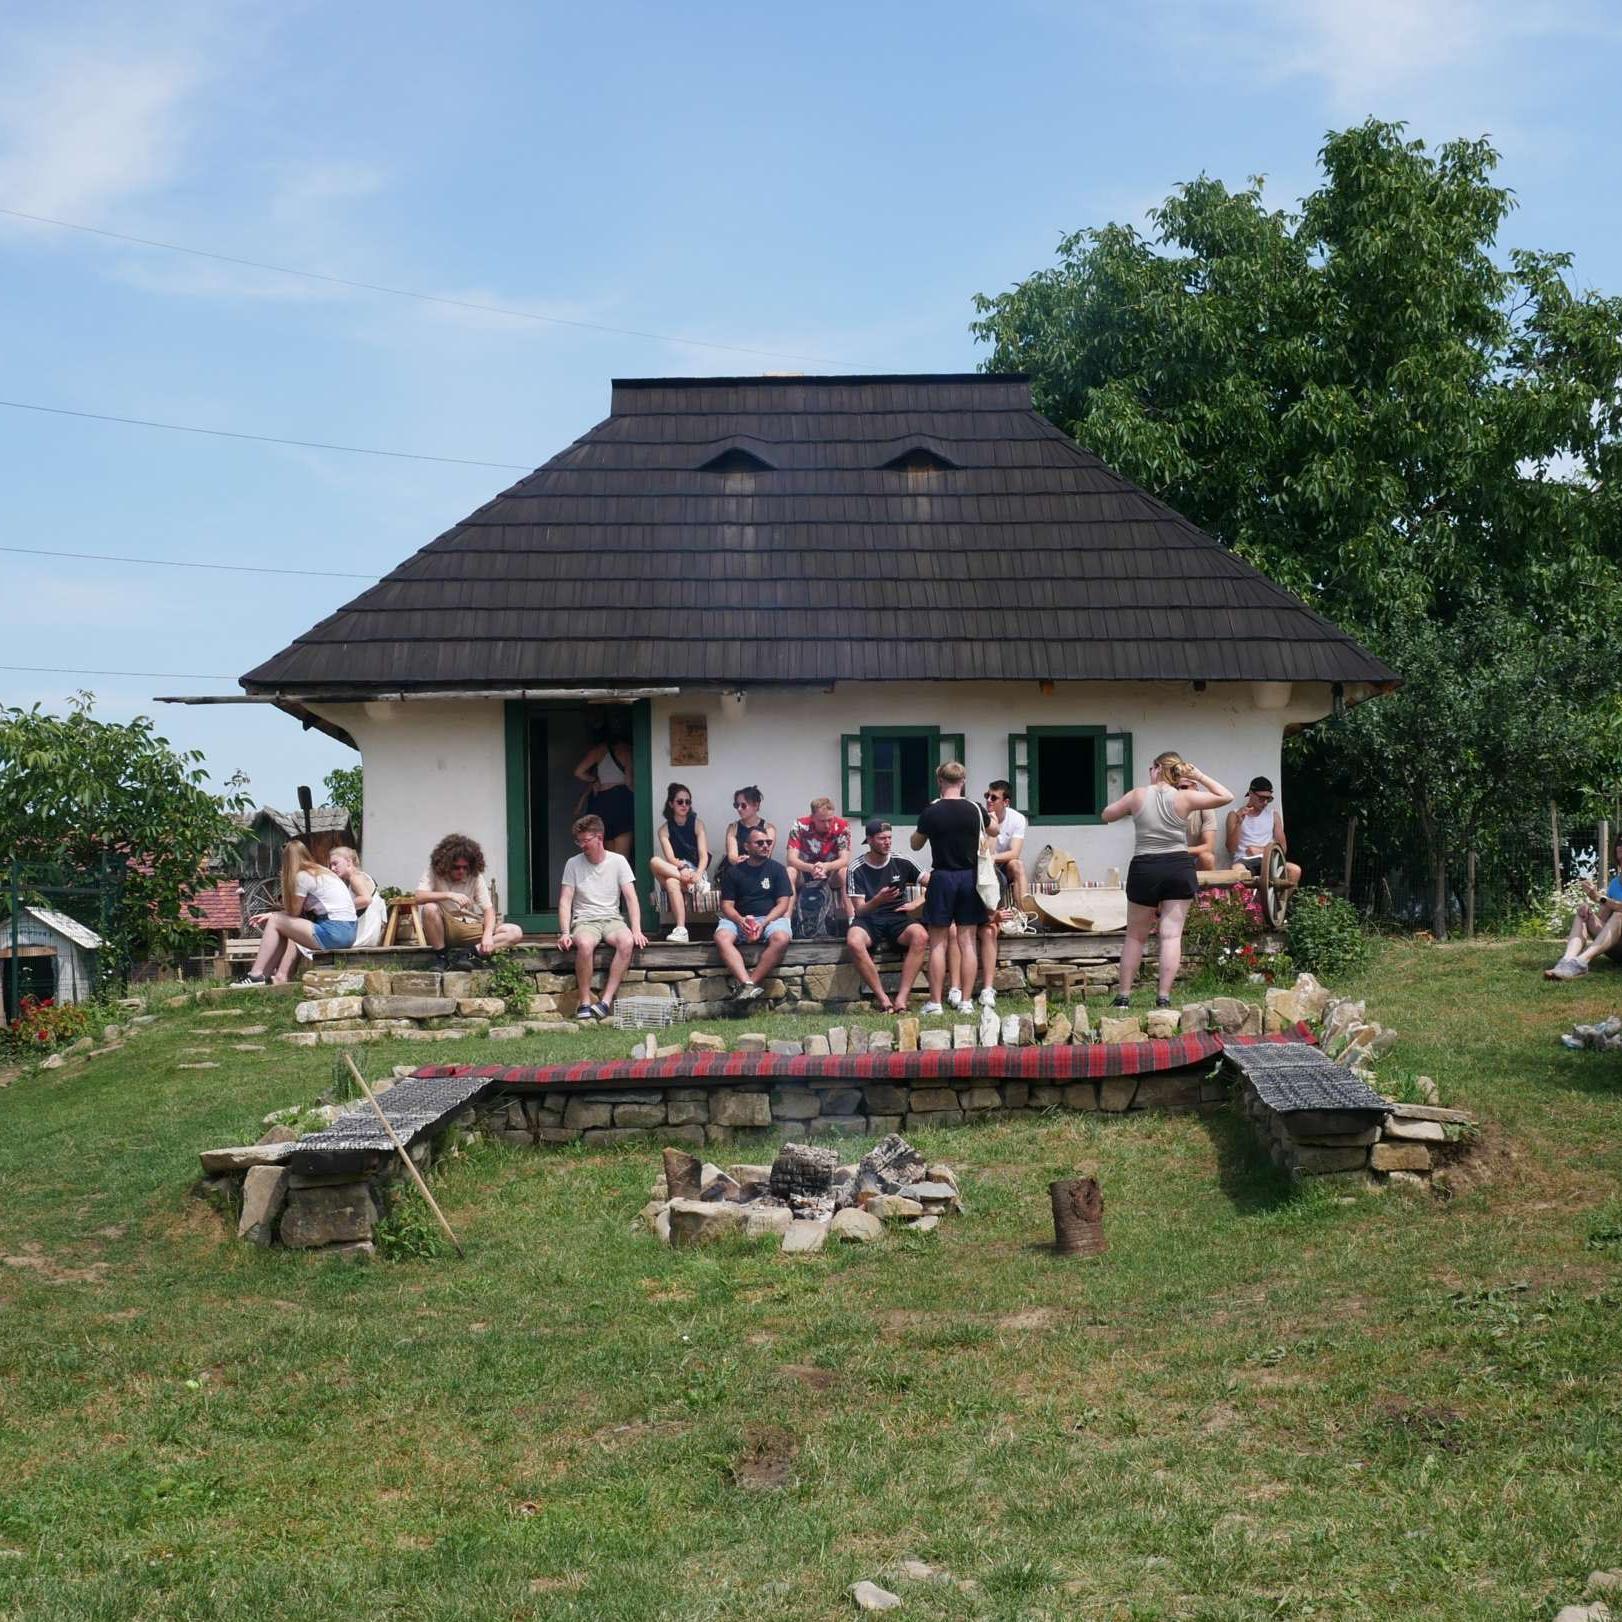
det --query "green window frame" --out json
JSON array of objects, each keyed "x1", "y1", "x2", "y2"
[
  {"x1": 1007, "y1": 727, "x2": 1131, "y2": 825},
  {"x1": 840, "y1": 727, "x2": 965, "y2": 821}
]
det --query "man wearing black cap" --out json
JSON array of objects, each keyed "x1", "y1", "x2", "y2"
[
  {"x1": 845, "y1": 819, "x2": 928, "y2": 1013},
  {"x1": 1225, "y1": 776, "x2": 1303, "y2": 886}
]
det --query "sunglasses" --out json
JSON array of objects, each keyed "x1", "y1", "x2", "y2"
[{"x1": 673, "y1": 797, "x2": 692, "y2": 805}]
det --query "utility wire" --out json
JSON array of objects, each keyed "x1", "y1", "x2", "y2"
[
  {"x1": 1, "y1": 663, "x2": 235, "y2": 681},
  {"x1": 0, "y1": 544, "x2": 374, "y2": 580},
  {"x1": 0, "y1": 204, "x2": 856, "y2": 367},
  {"x1": 0, "y1": 399, "x2": 532, "y2": 469}
]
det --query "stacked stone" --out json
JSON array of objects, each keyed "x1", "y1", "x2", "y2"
[{"x1": 284, "y1": 967, "x2": 578, "y2": 1047}]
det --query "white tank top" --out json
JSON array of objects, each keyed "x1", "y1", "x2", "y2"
[
  {"x1": 595, "y1": 744, "x2": 629, "y2": 788},
  {"x1": 1237, "y1": 804, "x2": 1274, "y2": 851}
]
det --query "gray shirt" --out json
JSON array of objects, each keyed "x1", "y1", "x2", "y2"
[{"x1": 1133, "y1": 785, "x2": 1190, "y2": 856}]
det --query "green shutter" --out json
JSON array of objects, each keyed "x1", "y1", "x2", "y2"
[
  {"x1": 1007, "y1": 732, "x2": 1030, "y2": 812},
  {"x1": 1103, "y1": 730, "x2": 1132, "y2": 807},
  {"x1": 938, "y1": 733, "x2": 965, "y2": 773},
  {"x1": 841, "y1": 733, "x2": 864, "y2": 818}
]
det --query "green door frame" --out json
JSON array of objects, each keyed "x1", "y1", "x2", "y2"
[{"x1": 504, "y1": 698, "x2": 653, "y2": 935}]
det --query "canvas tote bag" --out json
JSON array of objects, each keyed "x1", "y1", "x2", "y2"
[{"x1": 975, "y1": 801, "x2": 1001, "y2": 911}]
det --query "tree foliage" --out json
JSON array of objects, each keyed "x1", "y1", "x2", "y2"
[
  {"x1": 972, "y1": 121, "x2": 1622, "y2": 932},
  {"x1": 0, "y1": 694, "x2": 249, "y2": 968},
  {"x1": 323, "y1": 765, "x2": 363, "y2": 842}
]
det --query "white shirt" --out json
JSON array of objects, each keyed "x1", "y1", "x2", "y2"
[
  {"x1": 561, "y1": 851, "x2": 635, "y2": 923},
  {"x1": 296, "y1": 869, "x2": 357, "y2": 924},
  {"x1": 994, "y1": 804, "x2": 1028, "y2": 854}
]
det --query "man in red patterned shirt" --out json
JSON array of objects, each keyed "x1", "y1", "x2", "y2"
[{"x1": 786, "y1": 796, "x2": 852, "y2": 938}]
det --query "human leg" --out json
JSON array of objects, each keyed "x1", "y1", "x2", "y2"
[
  {"x1": 1117, "y1": 904, "x2": 1156, "y2": 999},
  {"x1": 600, "y1": 929, "x2": 635, "y2": 1006},
  {"x1": 276, "y1": 938, "x2": 302, "y2": 984},
  {"x1": 844, "y1": 924, "x2": 891, "y2": 1010},
  {"x1": 482, "y1": 921, "x2": 524, "y2": 953},
  {"x1": 894, "y1": 923, "x2": 928, "y2": 1012},
  {"x1": 751, "y1": 919, "x2": 792, "y2": 986},
  {"x1": 1575, "y1": 909, "x2": 1622, "y2": 967},
  {"x1": 926, "y1": 925, "x2": 950, "y2": 1008},
  {"x1": 421, "y1": 904, "x2": 446, "y2": 949},
  {"x1": 572, "y1": 936, "x2": 597, "y2": 1007},
  {"x1": 651, "y1": 858, "x2": 687, "y2": 929},
  {"x1": 713, "y1": 922, "x2": 751, "y2": 986},
  {"x1": 1155, "y1": 898, "x2": 1192, "y2": 1000},
  {"x1": 977, "y1": 921, "x2": 997, "y2": 994}
]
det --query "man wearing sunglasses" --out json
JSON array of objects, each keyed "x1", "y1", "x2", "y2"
[{"x1": 1225, "y1": 776, "x2": 1303, "y2": 886}]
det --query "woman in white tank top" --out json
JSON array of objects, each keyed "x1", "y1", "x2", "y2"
[{"x1": 1100, "y1": 751, "x2": 1232, "y2": 1009}]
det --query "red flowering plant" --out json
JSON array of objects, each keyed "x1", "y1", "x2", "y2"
[
  {"x1": 1182, "y1": 886, "x2": 1291, "y2": 984},
  {"x1": 2, "y1": 996, "x2": 94, "y2": 1057}
]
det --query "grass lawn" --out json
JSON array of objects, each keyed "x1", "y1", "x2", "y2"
[{"x1": 1, "y1": 941, "x2": 1620, "y2": 1620}]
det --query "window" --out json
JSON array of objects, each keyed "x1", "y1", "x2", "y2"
[
  {"x1": 841, "y1": 727, "x2": 965, "y2": 820},
  {"x1": 1007, "y1": 727, "x2": 1132, "y2": 824}
]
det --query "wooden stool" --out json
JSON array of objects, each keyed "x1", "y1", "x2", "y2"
[
  {"x1": 381, "y1": 896, "x2": 426, "y2": 947},
  {"x1": 1032, "y1": 962, "x2": 1086, "y2": 1001}
]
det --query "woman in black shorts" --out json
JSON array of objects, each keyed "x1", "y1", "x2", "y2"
[{"x1": 1101, "y1": 751, "x2": 1231, "y2": 1008}]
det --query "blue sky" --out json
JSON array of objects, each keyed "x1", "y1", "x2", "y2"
[{"x1": 2, "y1": 0, "x2": 1618, "y2": 810}]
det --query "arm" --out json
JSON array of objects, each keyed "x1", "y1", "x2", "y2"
[
  {"x1": 725, "y1": 821, "x2": 743, "y2": 864},
  {"x1": 479, "y1": 902, "x2": 497, "y2": 953},
  {"x1": 1175, "y1": 766, "x2": 1232, "y2": 812},
  {"x1": 349, "y1": 872, "x2": 377, "y2": 907},
  {"x1": 656, "y1": 823, "x2": 675, "y2": 863},
  {"x1": 1272, "y1": 809, "x2": 1287, "y2": 854},
  {"x1": 994, "y1": 833, "x2": 1025, "y2": 869},
  {"x1": 620, "y1": 882, "x2": 648, "y2": 949},
  {"x1": 909, "y1": 830, "x2": 927, "y2": 850},
  {"x1": 1225, "y1": 810, "x2": 1243, "y2": 856},
  {"x1": 572, "y1": 743, "x2": 606, "y2": 786},
  {"x1": 557, "y1": 884, "x2": 575, "y2": 947},
  {"x1": 694, "y1": 820, "x2": 710, "y2": 871},
  {"x1": 1187, "y1": 826, "x2": 1215, "y2": 862},
  {"x1": 1100, "y1": 787, "x2": 1143, "y2": 824}
]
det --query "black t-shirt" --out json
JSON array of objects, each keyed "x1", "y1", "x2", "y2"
[
  {"x1": 915, "y1": 797, "x2": 983, "y2": 872},
  {"x1": 719, "y1": 857, "x2": 791, "y2": 918},
  {"x1": 848, "y1": 855, "x2": 921, "y2": 919}
]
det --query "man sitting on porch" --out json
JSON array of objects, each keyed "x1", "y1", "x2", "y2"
[
  {"x1": 715, "y1": 825, "x2": 793, "y2": 1002},
  {"x1": 415, "y1": 833, "x2": 524, "y2": 969},
  {"x1": 984, "y1": 780, "x2": 1029, "y2": 902},
  {"x1": 786, "y1": 796, "x2": 852, "y2": 938},
  {"x1": 845, "y1": 818, "x2": 928, "y2": 1013},
  {"x1": 557, "y1": 814, "x2": 648, "y2": 1020}
]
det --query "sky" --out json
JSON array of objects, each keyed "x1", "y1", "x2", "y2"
[{"x1": 2, "y1": 0, "x2": 1619, "y2": 811}]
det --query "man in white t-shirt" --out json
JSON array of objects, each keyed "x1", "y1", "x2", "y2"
[
  {"x1": 558, "y1": 813, "x2": 647, "y2": 1020},
  {"x1": 984, "y1": 780, "x2": 1028, "y2": 903}
]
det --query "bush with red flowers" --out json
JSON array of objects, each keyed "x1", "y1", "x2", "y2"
[
  {"x1": 1, "y1": 996, "x2": 94, "y2": 1057},
  {"x1": 1182, "y1": 886, "x2": 1292, "y2": 984}
]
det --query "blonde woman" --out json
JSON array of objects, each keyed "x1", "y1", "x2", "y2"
[
  {"x1": 1101, "y1": 752, "x2": 1231, "y2": 1008},
  {"x1": 274, "y1": 844, "x2": 387, "y2": 979},
  {"x1": 236, "y1": 840, "x2": 357, "y2": 985}
]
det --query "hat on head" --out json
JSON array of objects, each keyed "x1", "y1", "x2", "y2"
[
  {"x1": 1248, "y1": 776, "x2": 1274, "y2": 794},
  {"x1": 864, "y1": 818, "x2": 891, "y2": 842}
]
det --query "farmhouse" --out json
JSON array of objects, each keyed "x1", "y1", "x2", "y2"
[{"x1": 220, "y1": 373, "x2": 1393, "y2": 932}]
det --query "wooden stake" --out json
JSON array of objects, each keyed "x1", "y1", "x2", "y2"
[
  {"x1": 1551, "y1": 800, "x2": 1563, "y2": 891},
  {"x1": 1465, "y1": 850, "x2": 1477, "y2": 939},
  {"x1": 342, "y1": 1052, "x2": 464, "y2": 1258},
  {"x1": 1601, "y1": 819, "x2": 1611, "y2": 891},
  {"x1": 1342, "y1": 814, "x2": 1358, "y2": 897}
]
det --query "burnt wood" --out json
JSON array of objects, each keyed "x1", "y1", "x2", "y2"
[{"x1": 242, "y1": 374, "x2": 1394, "y2": 692}]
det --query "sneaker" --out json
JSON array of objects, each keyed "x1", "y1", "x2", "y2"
[
  {"x1": 666, "y1": 925, "x2": 690, "y2": 944},
  {"x1": 431, "y1": 949, "x2": 452, "y2": 971},
  {"x1": 946, "y1": 987, "x2": 965, "y2": 1010},
  {"x1": 1111, "y1": 994, "x2": 1131, "y2": 1009},
  {"x1": 1545, "y1": 957, "x2": 1590, "y2": 980},
  {"x1": 735, "y1": 982, "x2": 764, "y2": 1003},
  {"x1": 591, "y1": 1001, "x2": 613, "y2": 1020},
  {"x1": 1155, "y1": 995, "x2": 1173, "y2": 1009},
  {"x1": 920, "y1": 1001, "x2": 944, "y2": 1016},
  {"x1": 231, "y1": 974, "x2": 268, "y2": 988},
  {"x1": 978, "y1": 986, "x2": 997, "y2": 1009},
  {"x1": 575, "y1": 1003, "x2": 597, "y2": 1021}
]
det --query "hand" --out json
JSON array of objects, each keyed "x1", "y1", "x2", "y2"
[
  {"x1": 877, "y1": 884, "x2": 900, "y2": 903},
  {"x1": 558, "y1": 933, "x2": 573, "y2": 951},
  {"x1": 680, "y1": 870, "x2": 698, "y2": 889},
  {"x1": 249, "y1": 912, "x2": 270, "y2": 928},
  {"x1": 743, "y1": 917, "x2": 763, "y2": 941},
  {"x1": 478, "y1": 936, "x2": 494, "y2": 956},
  {"x1": 631, "y1": 929, "x2": 649, "y2": 949},
  {"x1": 811, "y1": 862, "x2": 827, "y2": 880},
  {"x1": 1583, "y1": 879, "x2": 1600, "y2": 900}
]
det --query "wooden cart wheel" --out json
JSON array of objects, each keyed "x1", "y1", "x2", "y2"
[{"x1": 1260, "y1": 841, "x2": 1297, "y2": 929}]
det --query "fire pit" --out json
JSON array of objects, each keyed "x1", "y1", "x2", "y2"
[{"x1": 639, "y1": 1132, "x2": 961, "y2": 1254}]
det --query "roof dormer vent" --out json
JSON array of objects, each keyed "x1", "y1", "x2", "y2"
[
  {"x1": 881, "y1": 446, "x2": 957, "y2": 472},
  {"x1": 698, "y1": 447, "x2": 774, "y2": 473}
]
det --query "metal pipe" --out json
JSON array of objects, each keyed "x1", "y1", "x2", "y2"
[{"x1": 155, "y1": 688, "x2": 680, "y2": 704}]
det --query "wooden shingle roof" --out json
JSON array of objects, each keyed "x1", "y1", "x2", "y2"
[{"x1": 242, "y1": 374, "x2": 1394, "y2": 691}]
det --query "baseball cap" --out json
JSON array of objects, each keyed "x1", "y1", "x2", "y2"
[
  {"x1": 1248, "y1": 776, "x2": 1274, "y2": 794},
  {"x1": 864, "y1": 818, "x2": 892, "y2": 842}
]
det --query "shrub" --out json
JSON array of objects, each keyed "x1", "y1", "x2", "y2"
[
  {"x1": 2, "y1": 996, "x2": 94, "y2": 1057},
  {"x1": 482, "y1": 954, "x2": 534, "y2": 1015},
  {"x1": 1286, "y1": 889, "x2": 1372, "y2": 978},
  {"x1": 1183, "y1": 887, "x2": 1281, "y2": 983}
]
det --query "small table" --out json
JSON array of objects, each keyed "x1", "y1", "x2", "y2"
[{"x1": 381, "y1": 897, "x2": 426, "y2": 947}]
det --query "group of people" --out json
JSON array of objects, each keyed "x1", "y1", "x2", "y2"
[{"x1": 236, "y1": 752, "x2": 1303, "y2": 1017}]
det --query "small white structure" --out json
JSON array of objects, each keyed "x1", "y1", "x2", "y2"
[{"x1": 3, "y1": 907, "x2": 103, "y2": 1007}]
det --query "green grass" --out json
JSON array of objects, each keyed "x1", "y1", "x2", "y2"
[{"x1": 1, "y1": 942, "x2": 1620, "y2": 1619}]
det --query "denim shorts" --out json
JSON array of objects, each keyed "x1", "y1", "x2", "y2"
[
  {"x1": 312, "y1": 918, "x2": 358, "y2": 951},
  {"x1": 715, "y1": 916, "x2": 792, "y2": 941}
]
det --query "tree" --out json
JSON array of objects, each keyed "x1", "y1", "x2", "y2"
[
  {"x1": 323, "y1": 765, "x2": 363, "y2": 842},
  {"x1": 972, "y1": 120, "x2": 1622, "y2": 933},
  {"x1": 0, "y1": 694, "x2": 249, "y2": 971}
]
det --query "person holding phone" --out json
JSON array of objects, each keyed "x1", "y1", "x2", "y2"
[{"x1": 844, "y1": 819, "x2": 928, "y2": 1013}]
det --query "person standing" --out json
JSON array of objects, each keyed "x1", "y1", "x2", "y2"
[
  {"x1": 573, "y1": 730, "x2": 636, "y2": 857},
  {"x1": 1102, "y1": 752, "x2": 1231, "y2": 1008},
  {"x1": 557, "y1": 814, "x2": 647, "y2": 1019},
  {"x1": 845, "y1": 819, "x2": 928, "y2": 1013},
  {"x1": 651, "y1": 782, "x2": 709, "y2": 943},
  {"x1": 714, "y1": 824, "x2": 794, "y2": 1001},
  {"x1": 910, "y1": 760, "x2": 997, "y2": 1016}
]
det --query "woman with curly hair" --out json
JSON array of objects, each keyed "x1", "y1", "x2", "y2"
[{"x1": 414, "y1": 833, "x2": 523, "y2": 967}]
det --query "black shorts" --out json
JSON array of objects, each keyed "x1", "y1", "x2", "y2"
[
  {"x1": 849, "y1": 913, "x2": 916, "y2": 950},
  {"x1": 923, "y1": 867, "x2": 988, "y2": 928},
  {"x1": 1126, "y1": 852, "x2": 1198, "y2": 908},
  {"x1": 591, "y1": 784, "x2": 634, "y2": 840}
]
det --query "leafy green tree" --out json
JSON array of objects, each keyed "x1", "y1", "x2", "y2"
[
  {"x1": 972, "y1": 120, "x2": 1622, "y2": 933},
  {"x1": 323, "y1": 765, "x2": 363, "y2": 842},
  {"x1": 0, "y1": 694, "x2": 248, "y2": 971}
]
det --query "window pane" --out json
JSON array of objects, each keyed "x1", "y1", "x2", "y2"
[
  {"x1": 1035, "y1": 734, "x2": 1099, "y2": 817},
  {"x1": 897, "y1": 734, "x2": 932, "y2": 815}
]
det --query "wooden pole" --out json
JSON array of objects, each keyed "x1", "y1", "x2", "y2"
[
  {"x1": 1601, "y1": 819, "x2": 1612, "y2": 891},
  {"x1": 1049, "y1": 1176, "x2": 1106, "y2": 1256},
  {"x1": 1465, "y1": 850, "x2": 1477, "y2": 939},
  {"x1": 1550, "y1": 801, "x2": 1563, "y2": 891},
  {"x1": 1342, "y1": 815, "x2": 1358, "y2": 898},
  {"x1": 342, "y1": 1052, "x2": 464, "y2": 1258}
]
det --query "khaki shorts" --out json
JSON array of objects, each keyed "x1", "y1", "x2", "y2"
[
  {"x1": 572, "y1": 918, "x2": 631, "y2": 948},
  {"x1": 440, "y1": 911, "x2": 486, "y2": 947}
]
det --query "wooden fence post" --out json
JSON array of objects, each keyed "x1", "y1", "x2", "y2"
[
  {"x1": 1550, "y1": 801, "x2": 1563, "y2": 892},
  {"x1": 1601, "y1": 819, "x2": 1612, "y2": 891},
  {"x1": 1342, "y1": 815, "x2": 1358, "y2": 897},
  {"x1": 1465, "y1": 850, "x2": 1477, "y2": 939}
]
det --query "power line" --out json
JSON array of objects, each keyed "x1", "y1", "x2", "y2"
[
  {"x1": 0, "y1": 204, "x2": 858, "y2": 368},
  {"x1": 0, "y1": 544, "x2": 374, "y2": 580},
  {"x1": 1, "y1": 663, "x2": 235, "y2": 681},
  {"x1": 0, "y1": 399, "x2": 531, "y2": 469}
]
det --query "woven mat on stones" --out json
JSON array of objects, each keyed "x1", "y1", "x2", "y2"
[
  {"x1": 286, "y1": 1071, "x2": 502, "y2": 1172},
  {"x1": 1223, "y1": 1040, "x2": 1389, "y2": 1115},
  {"x1": 408, "y1": 1025, "x2": 1316, "y2": 1093}
]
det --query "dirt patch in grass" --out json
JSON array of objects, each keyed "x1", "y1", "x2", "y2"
[
  {"x1": 590, "y1": 1419, "x2": 688, "y2": 1452},
  {"x1": 1372, "y1": 1396, "x2": 1468, "y2": 1452},
  {"x1": 2, "y1": 1246, "x2": 111, "y2": 1285},
  {"x1": 997, "y1": 1306, "x2": 1061, "y2": 1331},
  {"x1": 779, "y1": 1363, "x2": 839, "y2": 1390},
  {"x1": 731, "y1": 1424, "x2": 798, "y2": 1489}
]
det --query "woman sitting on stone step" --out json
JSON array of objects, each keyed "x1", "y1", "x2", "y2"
[{"x1": 236, "y1": 840, "x2": 358, "y2": 985}]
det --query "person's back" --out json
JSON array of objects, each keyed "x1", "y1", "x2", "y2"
[
  {"x1": 1132, "y1": 784, "x2": 1188, "y2": 855},
  {"x1": 916, "y1": 796, "x2": 982, "y2": 870}
]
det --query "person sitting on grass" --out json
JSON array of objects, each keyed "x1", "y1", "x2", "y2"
[
  {"x1": 844, "y1": 818, "x2": 928, "y2": 1013},
  {"x1": 557, "y1": 814, "x2": 647, "y2": 1020},
  {"x1": 1546, "y1": 836, "x2": 1622, "y2": 980},
  {"x1": 714, "y1": 824, "x2": 793, "y2": 1002},
  {"x1": 415, "y1": 834, "x2": 523, "y2": 970},
  {"x1": 651, "y1": 781, "x2": 708, "y2": 943},
  {"x1": 236, "y1": 840, "x2": 357, "y2": 984}
]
